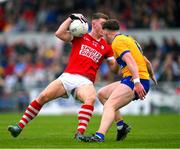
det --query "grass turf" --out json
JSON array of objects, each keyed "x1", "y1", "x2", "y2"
[{"x1": 0, "y1": 113, "x2": 179, "y2": 148}]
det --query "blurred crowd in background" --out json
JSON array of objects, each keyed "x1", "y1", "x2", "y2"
[
  {"x1": 0, "y1": 0, "x2": 180, "y2": 111},
  {"x1": 0, "y1": 35, "x2": 179, "y2": 95},
  {"x1": 0, "y1": 0, "x2": 180, "y2": 32}
]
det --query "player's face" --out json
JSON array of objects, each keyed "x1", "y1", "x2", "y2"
[
  {"x1": 103, "y1": 29, "x2": 117, "y2": 44},
  {"x1": 92, "y1": 18, "x2": 107, "y2": 37}
]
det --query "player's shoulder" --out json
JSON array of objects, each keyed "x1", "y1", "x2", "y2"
[
  {"x1": 72, "y1": 33, "x2": 89, "y2": 42},
  {"x1": 100, "y1": 37, "x2": 112, "y2": 48},
  {"x1": 115, "y1": 34, "x2": 132, "y2": 41},
  {"x1": 114, "y1": 34, "x2": 134, "y2": 46},
  {"x1": 100, "y1": 37, "x2": 108, "y2": 45}
]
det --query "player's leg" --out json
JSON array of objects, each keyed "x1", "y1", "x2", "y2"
[
  {"x1": 98, "y1": 82, "x2": 124, "y2": 121},
  {"x1": 92, "y1": 83, "x2": 134, "y2": 142},
  {"x1": 98, "y1": 82, "x2": 130, "y2": 140},
  {"x1": 97, "y1": 82, "x2": 119, "y2": 104},
  {"x1": 115, "y1": 110, "x2": 131, "y2": 141},
  {"x1": 75, "y1": 83, "x2": 96, "y2": 136},
  {"x1": 8, "y1": 79, "x2": 67, "y2": 137}
]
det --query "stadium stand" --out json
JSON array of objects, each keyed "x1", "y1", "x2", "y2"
[{"x1": 0, "y1": 0, "x2": 180, "y2": 32}]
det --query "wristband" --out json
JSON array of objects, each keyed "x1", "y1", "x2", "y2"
[{"x1": 133, "y1": 78, "x2": 140, "y2": 84}]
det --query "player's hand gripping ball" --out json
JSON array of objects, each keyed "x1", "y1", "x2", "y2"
[{"x1": 69, "y1": 14, "x2": 89, "y2": 37}]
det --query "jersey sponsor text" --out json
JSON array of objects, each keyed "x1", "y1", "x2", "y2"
[{"x1": 79, "y1": 44, "x2": 102, "y2": 63}]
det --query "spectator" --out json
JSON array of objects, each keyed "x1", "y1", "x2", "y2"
[
  {"x1": 0, "y1": 0, "x2": 180, "y2": 32},
  {"x1": 172, "y1": 55, "x2": 180, "y2": 82},
  {"x1": 158, "y1": 53, "x2": 174, "y2": 82}
]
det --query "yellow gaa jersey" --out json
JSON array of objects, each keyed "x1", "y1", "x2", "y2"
[{"x1": 112, "y1": 34, "x2": 149, "y2": 79}]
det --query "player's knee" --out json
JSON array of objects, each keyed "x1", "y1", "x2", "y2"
[
  {"x1": 97, "y1": 90, "x2": 104, "y2": 100},
  {"x1": 97, "y1": 89, "x2": 107, "y2": 104},
  {"x1": 84, "y1": 95, "x2": 96, "y2": 105},
  {"x1": 97, "y1": 87, "x2": 103, "y2": 95}
]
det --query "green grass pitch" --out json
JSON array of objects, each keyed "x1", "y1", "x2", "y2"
[{"x1": 0, "y1": 113, "x2": 179, "y2": 148}]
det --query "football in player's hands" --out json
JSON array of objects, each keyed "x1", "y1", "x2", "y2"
[{"x1": 69, "y1": 14, "x2": 89, "y2": 37}]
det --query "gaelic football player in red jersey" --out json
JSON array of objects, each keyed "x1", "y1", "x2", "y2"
[{"x1": 8, "y1": 13, "x2": 118, "y2": 141}]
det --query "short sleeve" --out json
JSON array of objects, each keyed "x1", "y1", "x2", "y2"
[{"x1": 112, "y1": 38, "x2": 130, "y2": 59}]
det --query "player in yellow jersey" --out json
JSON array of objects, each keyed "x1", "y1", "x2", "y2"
[{"x1": 80, "y1": 19, "x2": 157, "y2": 142}]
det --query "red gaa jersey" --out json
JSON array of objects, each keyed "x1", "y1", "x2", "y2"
[{"x1": 64, "y1": 33, "x2": 114, "y2": 82}]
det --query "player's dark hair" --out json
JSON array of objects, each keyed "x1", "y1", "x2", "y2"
[
  {"x1": 102, "y1": 19, "x2": 120, "y2": 31},
  {"x1": 92, "y1": 12, "x2": 109, "y2": 20}
]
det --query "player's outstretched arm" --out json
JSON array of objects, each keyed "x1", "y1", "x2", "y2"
[
  {"x1": 144, "y1": 56, "x2": 157, "y2": 85},
  {"x1": 55, "y1": 17, "x2": 73, "y2": 42}
]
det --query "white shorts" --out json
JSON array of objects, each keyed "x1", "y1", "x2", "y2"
[{"x1": 57, "y1": 73, "x2": 93, "y2": 96}]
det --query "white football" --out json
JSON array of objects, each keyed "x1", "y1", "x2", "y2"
[{"x1": 69, "y1": 20, "x2": 89, "y2": 37}]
